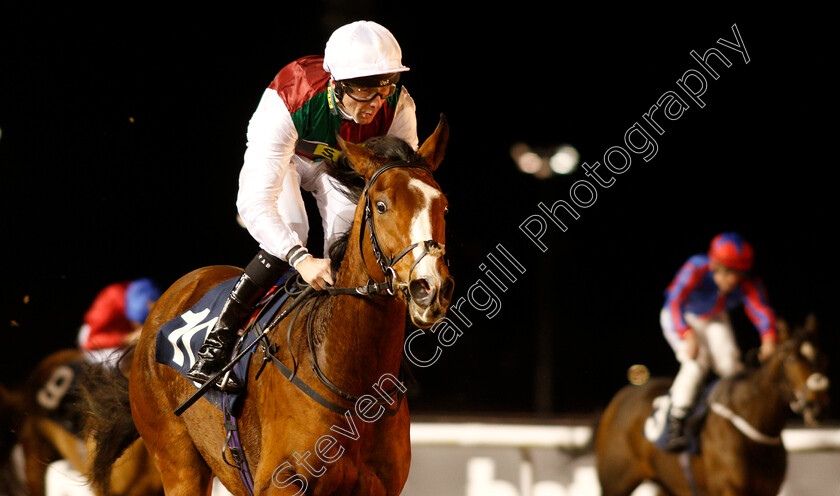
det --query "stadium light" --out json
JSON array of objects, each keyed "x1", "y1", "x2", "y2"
[{"x1": 549, "y1": 145, "x2": 579, "y2": 174}]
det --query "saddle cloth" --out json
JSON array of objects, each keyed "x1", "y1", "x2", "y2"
[{"x1": 154, "y1": 271, "x2": 295, "y2": 410}]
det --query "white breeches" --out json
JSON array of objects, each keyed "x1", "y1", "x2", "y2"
[
  {"x1": 277, "y1": 156, "x2": 357, "y2": 257},
  {"x1": 83, "y1": 347, "x2": 122, "y2": 366},
  {"x1": 660, "y1": 309, "x2": 744, "y2": 412}
]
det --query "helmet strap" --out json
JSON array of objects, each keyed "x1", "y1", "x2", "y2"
[
  {"x1": 327, "y1": 80, "x2": 353, "y2": 120},
  {"x1": 329, "y1": 78, "x2": 344, "y2": 102}
]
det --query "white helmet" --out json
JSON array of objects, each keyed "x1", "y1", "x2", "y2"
[{"x1": 323, "y1": 21, "x2": 409, "y2": 81}]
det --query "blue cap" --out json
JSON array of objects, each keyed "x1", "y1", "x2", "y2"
[{"x1": 125, "y1": 278, "x2": 162, "y2": 323}]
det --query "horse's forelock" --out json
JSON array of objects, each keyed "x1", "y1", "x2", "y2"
[
  {"x1": 323, "y1": 136, "x2": 426, "y2": 198},
  {"x1": 361, "y1": 135, "x2": 420, "y2": 168}
]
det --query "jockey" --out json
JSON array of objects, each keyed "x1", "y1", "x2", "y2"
[
  {"x1": 186, "y1": 21, "x2": 418, "y2": 392},
  {"x1": 78, "y1": 278, "x2": 162, "y2": 364},
  {"x1": 660, "y1": 232, "x2": 778, "y2": 451}
]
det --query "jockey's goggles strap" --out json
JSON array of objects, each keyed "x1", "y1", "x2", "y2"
[
  {"x1": 327, "y1": 84, "x2": 341, "y2": 115},
  {"x1": 343, "y1": 73, "x2": 401, "y2": 88}
]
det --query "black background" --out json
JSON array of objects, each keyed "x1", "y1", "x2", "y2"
[{"x1": 2, "y1": 3, "x2": 837, "y2": 420}]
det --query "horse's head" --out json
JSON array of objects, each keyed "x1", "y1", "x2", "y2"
[
  {"x1": 773, "y1": 315, "x2": 830, "y2": 425},
  {"x1": 338, "y1": 115, "x2": 454, "y2": 327}
]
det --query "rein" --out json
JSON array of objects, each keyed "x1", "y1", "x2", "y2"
[
  {"x1": 255, "y1": 292, "x2": 404, "y2": 419},
  {"x1": 261, "y1": 161, "x2": 442, "y2": 415}
]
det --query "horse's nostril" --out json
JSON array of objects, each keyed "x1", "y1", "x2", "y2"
[{"x1": 409, "y1": 278, "x2": 435, "y2": 305}]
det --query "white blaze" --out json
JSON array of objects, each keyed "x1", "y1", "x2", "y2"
[{"x1": 408, "y1": 178, "x2": 441, "y2": 277}]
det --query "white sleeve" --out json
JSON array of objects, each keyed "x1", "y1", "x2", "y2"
[
  {"x1": 236, "y1": 89, "x2": 306, "y2": 261},
  {"x1": 387, "y1": 86, "x2": 419, "y2": 150}
]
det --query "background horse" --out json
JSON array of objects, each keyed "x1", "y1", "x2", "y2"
[
  {"x1": 6, "y1": 348, "x2": 163, "y2": 496},
  {"x1": 595, "y1": 316, "x2": 830, "y2": 496},
  {"x1": 81, "y1": 116, "x2": 453, "y2": 496}
]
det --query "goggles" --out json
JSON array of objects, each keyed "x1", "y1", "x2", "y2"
[{"x1": 340, "y1": 82, "x2": 397, "y2": 102}]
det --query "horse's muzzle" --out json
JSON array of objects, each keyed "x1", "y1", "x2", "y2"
[
  {"x1": 792, "y1": 372, "x2": 831, "y2": 425},
  {"x1": 408, "y1": 277, "x2": 435, "y2": 307},
  {"x1": 407, "y1": 274, "x2": 454, "y2": 327},
  {"x1": 409, "y1": 276, "x2": 454, "y2": 307}
]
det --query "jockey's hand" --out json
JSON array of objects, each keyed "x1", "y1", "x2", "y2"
[
  {"x1": 296, "y1": 256, "x2": 334, "y2": 291},
  {"x1": 759, "y1": 335, "x2": 777, "y2": 362},
  {"x1": 681, "y1": 330, "x2": 699, "y2": 360}
]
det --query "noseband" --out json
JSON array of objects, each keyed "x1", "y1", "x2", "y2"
[
  {"x1": 327, "y1": 161, "x2": 445, "y2": 297},
  {"x1": 778, "y1": 341, "x2": 829, "y2": 416}
]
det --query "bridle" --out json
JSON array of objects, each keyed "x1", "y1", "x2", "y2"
[
  {"x1": 256, "y1": 160, "x2": 448, "y2": 416},
  {"x1": 776, "y1": 339, "x2": 829, "y2": 418},
  {"x1": 326, "y1": 161, "x2": 446, "y2": 298}
]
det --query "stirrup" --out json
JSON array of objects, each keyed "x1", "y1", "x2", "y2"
[
  {"x1": 215, "y1": 334, "x2": 249, "y2": 393},
  {"x1": 215, "y1": 373, "x2": 245, "y2": 393}
]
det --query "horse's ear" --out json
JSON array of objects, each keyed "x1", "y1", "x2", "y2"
[
  {"x1": 777, "y1": 318, "x2": 790, "y2": 343},
  {"x1": 418, "y1": 114, "x2": 449, "y2": 171},
  {"x1": 337, "y1": 136, "x2": 380, "y2": 179},
  {"x1": 0, "y1": 381, "x2": 22, "y2": 413},
  {"x1": 804, "y1": 313, "x2": 819, "y2": 336}
]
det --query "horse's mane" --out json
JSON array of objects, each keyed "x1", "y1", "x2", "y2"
[
  {"x1": 321, "y1": 135, "x2": 425, "y2": 274},
  {"x1": 707, "y1": 345, "x2": 784, "y2": 407}
]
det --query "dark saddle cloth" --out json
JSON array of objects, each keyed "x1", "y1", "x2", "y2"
[{"x1": 154, "y1": 271, "x2": 294, "y2": 410}]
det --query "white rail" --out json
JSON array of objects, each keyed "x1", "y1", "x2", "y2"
[{"x1": 410, "y1": 422, "x2": 840, "y2": 452}]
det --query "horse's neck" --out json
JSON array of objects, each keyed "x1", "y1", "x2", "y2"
[
  {"x1": 316, "y1": 231, "x2": 407, "y2": 392},
  {"x1": 723, "y1": 359, "x2": 790, "y2": 435}
]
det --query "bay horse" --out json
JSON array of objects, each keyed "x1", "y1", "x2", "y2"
[
  {"x1": 5, "y1": 348, "x2": 163, "y2": 496},
  {"x1": 595, "y1": 316, "x2": 830, "y2": 496},
  {"x1": 83, "y1": 115, "x2": 453, "y2": 496}
]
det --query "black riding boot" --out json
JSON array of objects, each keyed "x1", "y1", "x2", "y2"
[
  {"x1": 663, "y1": 411, "x2": 688, "y2": 452},
  {"x1": 186, "y1": 273, "x2": 267, "y2": 393}
]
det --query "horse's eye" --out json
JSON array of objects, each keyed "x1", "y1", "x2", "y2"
[
  {"x1": 376, "y1": 201, "x2": 388, "y2": 214},
  {"x1": 444, "y1": 206, "x2": 449, "y2": 216}
]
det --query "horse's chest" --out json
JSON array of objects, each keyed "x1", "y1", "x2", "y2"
[
  {"x1": 302, "y1": 446, "x2": 409, "y2": 496},
  {"x1": 264, "y1": 412, "x2": 410, "y2": 495}
]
